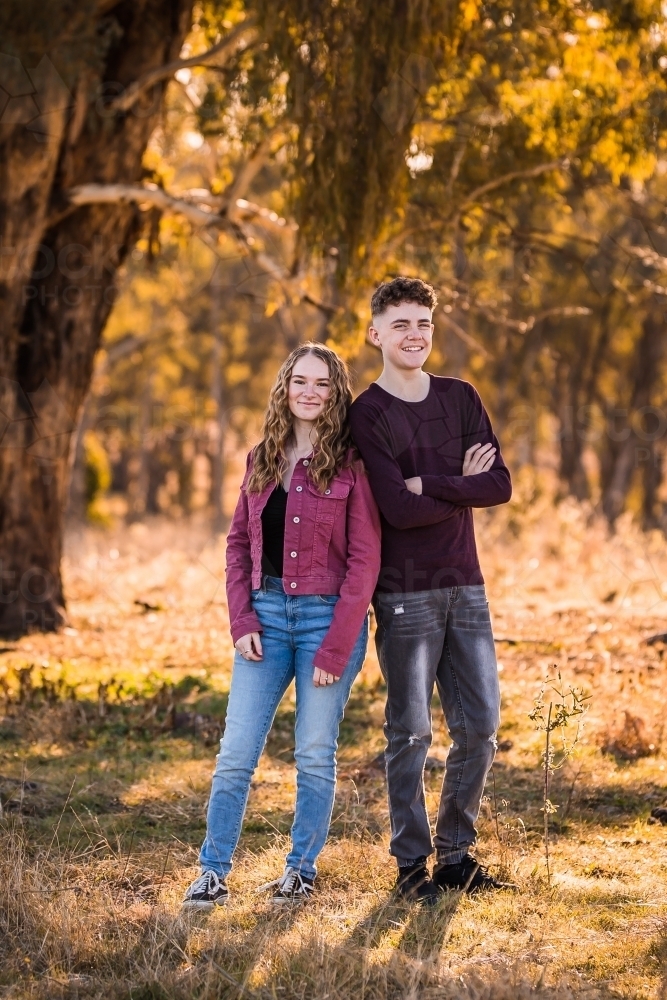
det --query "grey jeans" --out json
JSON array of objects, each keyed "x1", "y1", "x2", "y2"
[{"x1": 373, "y1": 585, "x2": 500, "y2": 866}]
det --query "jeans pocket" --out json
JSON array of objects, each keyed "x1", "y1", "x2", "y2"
[
  {"x1": 317, "y1": 594, "x2": 339, "y2": 606},
  {"x1": 452, "y1": 607, "x2": 492, "y2": 631}
]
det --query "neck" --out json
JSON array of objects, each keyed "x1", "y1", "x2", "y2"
[
  {"x1": 291, "y1": 419, "x2": 316, "y2": 456},
  {"x1": 376, "y1": 365, "x2": 430, "y2": 402}
]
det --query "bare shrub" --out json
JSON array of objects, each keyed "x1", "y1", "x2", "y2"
[{"x1": 600, "y1": 711, "x2": 657, "y2": 761}]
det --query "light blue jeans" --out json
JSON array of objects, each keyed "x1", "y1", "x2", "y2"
[{"x1": 200, "y1": 576, "x2": 368, "y2": 880}]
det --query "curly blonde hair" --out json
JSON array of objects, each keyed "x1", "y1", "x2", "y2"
[{"x1": 247, "y1": 343, "x2": 354, "y2": 494}]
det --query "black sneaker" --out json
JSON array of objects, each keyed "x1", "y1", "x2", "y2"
[
  {"x1": 257, "y1": 866, "x2": 315, "y2": 905},
  {"x1": 432, "y1": 854, "x2": 517, "y2": 894},
  {"x1": 394, "y1": 858, "x2": 439, "y2": 906},
  {"x1": 182, "y1": 870, "x2": 229, "y2": 911}
]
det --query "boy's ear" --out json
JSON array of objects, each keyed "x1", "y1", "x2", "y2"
[{"x1": 368, "y1": 324, "x2": 381, "y2": 347}]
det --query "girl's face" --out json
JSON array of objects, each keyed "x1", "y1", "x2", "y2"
[{"x1": 288, "y1": 354, "x2": 331, "y2": 424}]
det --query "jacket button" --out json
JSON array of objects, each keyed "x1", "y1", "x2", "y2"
[
  {"x1": 325, "y1": 489, "x2": 331, "y2": 494},
  {"x1": 293, "y1": 516, "x2": 300, "y2": 523},
  {"x1": 296, "y1": 486, "x2": 303, "y2": 492},
  {"x1": 290, "y1": 551, "x2": 297, "y2": 558},
  {"x1": 290, "y1": 582, "x2": 297, "y2": 589},
  {"x1": 303, "y1": 459, "x2": 309, "y2": 466}
]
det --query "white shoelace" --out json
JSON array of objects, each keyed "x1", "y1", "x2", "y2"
[
  {"x1": 256, "y1": 866, "x2": 311, "y2": 895},
  {"x1": 188, "y1": 870, "x2": 222, "y2": 896}
]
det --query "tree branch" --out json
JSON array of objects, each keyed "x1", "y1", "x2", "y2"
[
  {"x1": 235, "y1": 198, "x2": 298, "y2": 233},
  {"x1": 67, "y1": 182, "x2": 296, "y2": 234},
  {"x1": 440, "y1": 312, "x2": 490, "y2": 357},
  {"x1": 66, "y1": 183, "x2": 334, "y2": 313},
  {"x1": 471, "y1": 302, "x2": 592, "y2": 332},
  {"x1": 67, "y1": 182, "x2": 291, "y2": 282},
  {"x1": 109, "y1": 18, "x2": 258, "y2": 113},
  {"x1": 172, "y1": 188, "x2": 296, "y2": 232},
  {"x1": 104, "y1": 334, "x2": 149, "y2": 365},
  {"x1": 302, "y1": 293, "x2": 339, "y2": 317},
  {"x1": 68, "y1": 183, "x2": 223, "y2": 228},
  {"x1": 446, "y1": 141, "x2": 468, "y2": 197},
  {"x1": 225, "y1": 130, "x2": 285, "y2": 221},
  {"x1": 457, "y1": 159, "x2": 569, "y2": 216}
]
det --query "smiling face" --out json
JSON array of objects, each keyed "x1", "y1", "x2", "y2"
[
  {"x1": 287, "y1": 353, "x2": 331, "y2": 424},
  {"x1": 368, "y1": 301, "x2": 434, "y2": 373}
]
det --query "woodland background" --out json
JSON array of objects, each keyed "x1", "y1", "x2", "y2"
[
  {"x1": 70, "y1": 1, "x2": 667, "y2": 540},
  {"x1": 2, "y1": 3, "x2": 667, "y2": 999},
  {"x1": 3, "y1": 0, "x2": 667, "y2": 600}
]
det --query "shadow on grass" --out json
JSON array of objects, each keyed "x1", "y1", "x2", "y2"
[
  {"x1": 220, "y1": 891, "x2": 464, "y2": 999},
  {"x1": 489, "y1": 760, "x2": 667, "y2": 834},
  {"x1": 181, "y1": 892, "x2": 464, "y2": 1000},
  {"x1": 655, "y1": 931, "x2": 667, "y2": 1000}
]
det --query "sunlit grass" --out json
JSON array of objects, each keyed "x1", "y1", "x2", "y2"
[{"x1": 1, "y1": 491, "x2": 667, "y2": 998}]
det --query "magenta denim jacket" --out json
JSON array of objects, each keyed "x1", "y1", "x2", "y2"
[{"x1": 226, "y1": 450, "x2": 381, "y2": 677}]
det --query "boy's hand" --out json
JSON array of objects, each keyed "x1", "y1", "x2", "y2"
[
  {"x1": 404, "y1": 477, "x2": 422, "y2": 494},
  {"x1": 463, "y1": 442, "x2": 496, "y2": 476},
  {"x1": 405, "y1": 443, "x2": 496, "y2": 489}
]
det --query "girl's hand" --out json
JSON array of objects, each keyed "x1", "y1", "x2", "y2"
[
  {"x1": 313, "y1": 667, "x2": 340, "y2": 686},
  {"x1": 235, "y1": 632, "x2": 263, "y2": 661},
  {"x1": 462, "y1": 442, "x2": 496, "y2": 476}
]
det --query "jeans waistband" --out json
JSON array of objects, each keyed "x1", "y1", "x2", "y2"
[{"x1": 261, "y1": 575, "x2": 284, "y2": 593}]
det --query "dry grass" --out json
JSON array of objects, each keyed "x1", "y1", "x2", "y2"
[{"x1": 2, "y1": 476, "x2": 667, "y2": 999}]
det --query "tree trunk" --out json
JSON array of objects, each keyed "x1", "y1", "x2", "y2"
[
  {"x1": 0, "y1": 0, "x2": 193, "y2": 635},
  {"x1": 127, "y1": 374, "x2": 152, "y2": 522},
  {"x1": 209, "y1": 269, "x2": 227, "y2": 534},
  {"x1": 556, "y1": 362, "x2": 590, "y2": 501},
  {"x1": 67, "y1": 391, "x2": 96, "y2": 523},
  {"x1": 601, "y1": 303, "x2": 666, "y2": 527},
  {"x1": 554, "y1": 305, "x2": 614, "y2": 503},
  {"x1": 641, "y1": 438, "x2": 665, "y2": 531}
]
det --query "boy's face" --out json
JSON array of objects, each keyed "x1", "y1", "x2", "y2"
[{"x1": 368, "y1": 301, "x2": 434, "y2": 373}]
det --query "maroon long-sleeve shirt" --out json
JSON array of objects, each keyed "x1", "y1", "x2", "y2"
[{"x1": 349, "y1": 374, "x2": 512, "y2": 594}]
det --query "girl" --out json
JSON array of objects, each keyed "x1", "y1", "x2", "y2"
[{"x1": 183, "y1": 343, "x2": 380, "y2": 908}]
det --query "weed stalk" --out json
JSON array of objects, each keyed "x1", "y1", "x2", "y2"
[{"x1": 529, "y1": 670, "x2": 590, "y2": 884}]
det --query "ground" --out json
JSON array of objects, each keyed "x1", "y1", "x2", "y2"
[{"x1": 1, "y1": 482, "x2": 667, "y2": 999}]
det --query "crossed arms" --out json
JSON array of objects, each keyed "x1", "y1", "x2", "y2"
[
  {"x1": 348, "y1": 393, "x2": 512, "y2": 530},
  {"x1": 404, "y1": 441, "x2": 497, "y2": 495}
]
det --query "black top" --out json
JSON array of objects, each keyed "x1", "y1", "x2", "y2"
[{"x1": 261, "y1": 485, "x2": 288, "y2": 577}]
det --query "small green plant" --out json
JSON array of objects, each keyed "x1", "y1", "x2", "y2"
[{"x1": 529, "y1": 670, "x2": 590, "y2": 883}]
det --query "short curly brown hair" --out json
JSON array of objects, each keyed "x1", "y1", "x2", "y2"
[{"x1": 370, "y1": 276, "x2": 438, "y2": 318}]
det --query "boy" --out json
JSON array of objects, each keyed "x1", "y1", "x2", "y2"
[{"x1": 350, "y1": 276, "x2": 514, "y2": 903}]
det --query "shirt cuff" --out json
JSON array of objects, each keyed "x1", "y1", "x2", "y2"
[
  {"x1": 312, "y1": 647, "x2": 347, "y2": 678},
  {"x1": 230, "y1": 611, "x2": 262, "y2": 645}
]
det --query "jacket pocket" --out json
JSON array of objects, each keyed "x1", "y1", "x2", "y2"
[
  {"x1": 307, "y1": 479, "x2": 351, "y2": 521},
  {"x1": 307, "y1": 479, "x2": 352, "y2": 499},
  {"x1": 307, "y1": 478, "x2": 351, "y2": 570}
]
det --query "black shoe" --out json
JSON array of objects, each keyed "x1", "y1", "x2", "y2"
[
  {"x1": 650, "y1": 806, "x2": 667, "y2": 825},
  {"x1": 433, "y1": 854, "x2": 517, "y2": 894},
  {"x1": 394, "y1": 858, "x2": 439, "y2": 906},
  {"x1": 182, "y1": 870, "x2": 229, "y2": 911},
  {"x1": 257, "y1": 866, "x2": 315, "y2": 905}
]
